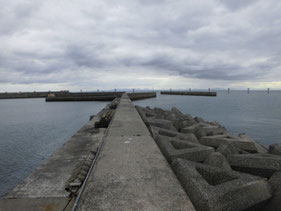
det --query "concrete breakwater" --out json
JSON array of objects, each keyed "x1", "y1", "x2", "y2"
[
  {"x1": 0, "y1": 91, "x2": 126, "y2": 100},
  {"x1": 136, "y1": 105, "x2": 281, "y2": 211},
  {"x1": 0, "y1": 91, "x2": 71, "y2": 99},
  {"x1": 161, "y1": 91, "x2": 217, "y2": 96},
  {"x1": 45, "y1": 92, "x2": 156, "y2": 101}
]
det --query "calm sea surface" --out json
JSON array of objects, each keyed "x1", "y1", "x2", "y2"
[{"x1": 1, "y1": 91, "x2": 281, "y2": 198}]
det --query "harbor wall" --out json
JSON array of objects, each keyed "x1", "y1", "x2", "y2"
[
  {"x1": 46, "y1": 92, "x2": 157, "y2": 101},
  {"x1": 161, "y1": 91, "x2": 217, "y2": 96}
]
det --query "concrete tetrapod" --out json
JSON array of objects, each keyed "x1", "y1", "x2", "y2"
[
  {"x1": 200, "y1": 134, "x2": 259, "y2": 152},
  {"x1": 216, "y1": 142, "x2": 239, "y2": 157},
  {"x1": 145, "y1": 118, "x2": 178, "y2": 131},
  {"x1": 227, "y1": 153, "x2": 281, "y2": 178},
  {"x1": 149, "y1": 126, "x2": 199, "y2": 144},
  {"x1": 182, "y1": 123, "x2": 226, "y2": 140},
  {"x1": 171, "y1": 159, "x2": 272, "y2": 211},
  {"x1": 269, "y1": 143, "x2": 281, "y2": 156},
  {"x1": 135, "y1": 105, "x2": 155, "y2": 124},
  {"x1": 155, "y1": 135, "x2": 214, "y2": 163},
  {"x1": 204, "y1": 152, "x2": 232, "y2": 171},
  {"x1": 263, "y1": 171, "x2": 281, "y2": 211}
]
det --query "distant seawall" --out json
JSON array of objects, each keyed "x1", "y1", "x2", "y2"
[
  {"x1": 45, "y1": 92, "x2": 156, "y2": 101},
  {"x1": 0, "y1": 91, "x2": 156, "y2": 101},
  {"x1": 161, "y1": 91, "x2": 217, "y2": 97},
  {"x1": 0, "y1": 91, "x2": 70, "y2": 99}
]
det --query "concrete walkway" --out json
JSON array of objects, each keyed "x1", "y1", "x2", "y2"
[{"x1": 76, "y1": 94, "x2": 195, "y2": 210}]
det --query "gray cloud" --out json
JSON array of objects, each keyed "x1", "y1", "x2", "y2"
[
  {"x1": 0, "y1": 0, "x2": 281, "y2": 90},
  {"x1": 219, "y1": 0, "x2": 256, "y2": 11}
]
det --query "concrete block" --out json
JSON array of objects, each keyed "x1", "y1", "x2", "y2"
[
  {"x1": 162, "y1": 108, "x2": 197, "y2": 131},
  {"x1": 238, "y1": 133, "x2": 268, "y2": 153},
  {"x1": 135, "y1": 105, "x2": 149, "y2": 123},
  {"x1": 165, "y1": 113, "x2": 177, "y2": 121},
  {"x1": 262, "y1": 171, "x2": 281, "y2": 211},
  {"x1": 269, "y1": 143, "x2": 281, "y2": 156},
  {"x1": 195, "y1": 126, "x2": 226, "y2": 140},
  {"x1": 216, "y1": 142, "x2": 239, "y2": 157},
  {"x1": 146, "y1": 118, "x2": 177, "y2": 131},
  {"x1": 181, "y1": 118, "x2": 198, "y2": 128},
  {"x1": 172, "y1": 159, "x2": 272, "y2": 211},
  {"x1": 153, "y1": 107, "x2": 169, "y2": 119},
  {"x1": 268, "y1": 171, "x2": 281, "y2": 193},
  {"x1": 149, "y1": 126, "x2": 199, "y2": 144},
  {"x1": 181, "y1": 123, "x2": 210, "y2": 134},
  {"x1": 194, "y1": 117, "x2": 205, "y2": 123},
  {"x1": 136, "y1": 105, "x2": 157, "y2": 122},
  {"x1": 204, "y1": 152, "x2": 232, "y2": 171},
  {"x1": 227, "y1": 153, "x2": 281, "y2": 178},
  {"x1": 200, "y1": 134, "x2": 259, "y2": 152},
  {"x1": 155, "y1": 135, "x2": 214, "y2": 163},
  {"x1": 182, "y1": 123, "x2": 226, "y2": 140},
  {"x1": 171, "y1": 107, "x2": 184, "y2": 118},
  {"x1": 171, "y1": 119, "x2": 197, "y2": 132}
]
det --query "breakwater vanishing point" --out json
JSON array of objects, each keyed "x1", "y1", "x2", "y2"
[{"x1": 1, "y1": 93, "x2": 281, "y2": 210}]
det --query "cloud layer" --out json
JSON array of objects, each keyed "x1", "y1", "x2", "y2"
[{"x1": 1, "y1": 0, "x2": 281, "y2": 91}]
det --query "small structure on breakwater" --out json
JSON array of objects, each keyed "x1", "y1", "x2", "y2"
[{"x1": 161, "y1": 91, "x2": 217, "y2": 97}]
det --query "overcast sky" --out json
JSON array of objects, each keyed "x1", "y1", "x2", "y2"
[{"x1": 1, "y1": 0, "x2": 281, "y2": 91}]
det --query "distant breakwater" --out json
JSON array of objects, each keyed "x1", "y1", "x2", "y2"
[
  {"x1": 0, "y1": 91, "x2": 156, "y2": 101},
  {"x1": 161, "y1": 91, "x2": 217, "y2": 97},
  {"x1": 0, "y1": 91, "x2": 71, "y2": 99},
  {"x1": 45, "y1": 92, "x2": 156, "y2": 101}
]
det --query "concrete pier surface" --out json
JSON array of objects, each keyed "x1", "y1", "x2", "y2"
[
  {"x1": 75, "y1": 94, "x2": 195, "y2": 210},
  {"x1": 161, "y1": 91, "x2": 217, "y2": 97}
]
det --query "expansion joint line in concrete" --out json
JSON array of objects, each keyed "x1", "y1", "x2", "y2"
[{"x1": 71, "y1": 106, "x2": 118, "y2": 211}]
